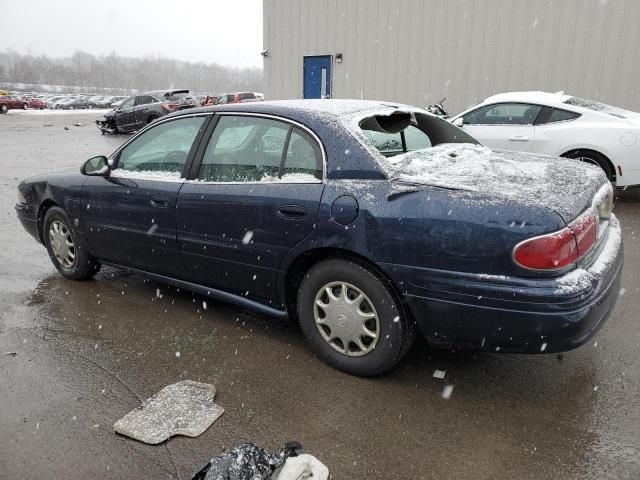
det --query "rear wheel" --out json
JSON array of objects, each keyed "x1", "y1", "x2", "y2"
[
  {"x1": 563, "y1": 150, "x2": 614, "y2": 181},
  {"x1": 22, "y1": 103, "x2": 28, "y2": 110},
  {"x1": 147, "y1": 115, "x2": 159, "y2": 124},
  {"x1": 43, "y1": 206, "x2": 100, "y2": 280},
  {"x1": 297, "y1": 259, "x2": 414, "y2": 376}
]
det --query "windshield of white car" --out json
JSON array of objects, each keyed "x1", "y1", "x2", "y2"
[{"x1": 564, "y1": 96, "x2": 628, "y2": 119}]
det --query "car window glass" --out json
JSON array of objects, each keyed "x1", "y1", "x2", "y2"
[
  {"x1": 463, "y1": 103, "x2": 542, "y2": 125},
  {"x1": 121, "y1": 97, "x2": 135, "y2": 109},
  {"x1": 547, "y1": 108, "x2": 580, "y2": 123},
  {"x1": 282, "y1": 128, "x2": 322, "y2": 180},
  {"x1": 404, "y1": 126, "x2": 432, "y2": 150},
  {"x1": 116, "y1": 116, "x2": 206, "y2": 177},
  {"x1": 363, "y1": 126, "x2": 431, "y2": 155},
  {"x1": 198, "y1": 115, "x2": 290, "y2": 182}
]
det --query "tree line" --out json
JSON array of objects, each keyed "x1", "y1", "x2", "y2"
[{"x1": 0, "y1": 49, "x2": 263, "y2": 94}]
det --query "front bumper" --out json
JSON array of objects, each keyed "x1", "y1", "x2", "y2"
[
  {"x1": 381, "y1": 217, "x2": 624, "y2": 353},
  {"x1": 15, "y1": 202, "x2": 40, "y2": 242}
]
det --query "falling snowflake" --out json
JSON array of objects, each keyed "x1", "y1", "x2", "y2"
[{"x1": 242, "y1": 230, "x2": 254, "y2": 245}]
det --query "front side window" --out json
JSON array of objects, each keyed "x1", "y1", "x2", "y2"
[
  {"x1": 114, "y1": 116, "x2": 206, "y2": 178},
  {"x1": 120, "y1": 97, "x2": 135, "y2": 110},
  {"x1": 463, "y1": 103, "x2": 542, "y2": 125},
  {"x1": 197, "y1": 115, "x2": 322, "y2": 182}
]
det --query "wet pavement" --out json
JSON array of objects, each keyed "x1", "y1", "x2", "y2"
[{"x1": 1, "y1": 111, "x2": 640, "y2": 479}]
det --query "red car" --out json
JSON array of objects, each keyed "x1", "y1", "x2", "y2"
[
  {"x1": 28, "y1": 98, "x2": 46, "y2": 110},
  {"x1": 0, "y1": 95, "x2": 28, "y2": 114}
]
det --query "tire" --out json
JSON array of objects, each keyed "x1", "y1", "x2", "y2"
[
  {"x1": 43, "y1": 206, "x2": 100, "y2": 281},
  {"x1": 22, "y1": 103, "x2": 28, "y2": 110},
  {"x1": 147, "y1": 115, "x2": 159, "y2": 124},
  {"x1": 563, "y1": 150, "x2": 614, "y2": 181},
  {"x1": 297, "y1": 259, "x2": 414, "y2": 376},
  {"x1": 0, "y1": 104, "x2": 7, "y2": 114}
]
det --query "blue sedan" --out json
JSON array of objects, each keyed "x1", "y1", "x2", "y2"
[{"x1": 15, "y1": 100, "x2": 623, "y2": 376}]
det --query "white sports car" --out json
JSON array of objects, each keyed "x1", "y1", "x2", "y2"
[{"x1": 451, "y1": 91, "x2": 640, "y2": 187}]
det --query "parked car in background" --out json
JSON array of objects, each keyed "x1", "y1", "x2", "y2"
[
  {"x1": 96, "y1": 89, "x2": 198, "y2": 134},
  {"x1": 65, "y1": 97, "x2": 98, "y2": 110},
  {"x1": 94, "y1": 96, "x2": 116, "y2": 108},
  {"x1": 47, "y1": 97, "x2": 72, "y2": 109},
  {"x1": 0, "y1": 95, "x2": 28, "y2": 113},
  {"x1": 214, "y1": 92, "x2": 264, "y2": 104},
  {"x1": 451, "y1": 91, "x2": 640, "y2": 187},
  {"x1": 28, "y1": 98, "x2": 46, "y2": 110},
  {"x1": 18, "y1": 100, "x2": 623, "y2": 376}
]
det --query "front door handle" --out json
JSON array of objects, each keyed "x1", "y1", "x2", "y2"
[
  {"x1": 509, "y1": 135, "x2": 529, "y2": 141},
  {"x1": 276, "y1": 204, "x2": 306, "y2": 220},
  {"x1": 150, "y1": 196, "x2": 170, "y2": 208}
]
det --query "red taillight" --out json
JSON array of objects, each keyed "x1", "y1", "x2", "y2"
[
  {"x1": 161, "y1": 102, "x2": 181, "y2": 111},
  {"x1": 569, "y1": 212, "x2": 597, "y2": 257},
  {"x1": 513, "y1": 210, "x2": 598, "y2": 271},
  {"x1": 513, "y1": 228, "x2": 577, "y2": 270}
]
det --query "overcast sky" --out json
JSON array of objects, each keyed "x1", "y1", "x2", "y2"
[{"x1": 0, "y1": 0, "x2": 263, "y2": 68}]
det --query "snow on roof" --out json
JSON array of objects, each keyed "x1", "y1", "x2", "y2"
[
  {"x1": 228, "y1": 99, "x2": 413, "y2": 117},
  {"x1": 482, "y1": 91, "x2": 570, "y2": 106}
]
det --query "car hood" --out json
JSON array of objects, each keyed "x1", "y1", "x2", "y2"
[{"x1": 389, "y1": 143, "x2": 608, "y2": 223}]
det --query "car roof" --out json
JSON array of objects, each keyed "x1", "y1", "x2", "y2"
[
  {"x1": 170, "y1": 99, "x2": 412, "y2": 121},
  {"x1": 482, "y1": 91, "x2": 571, "y2": 107},
  {"x1": 144, "y1": 89, "x2": 190, "y2": 96}
]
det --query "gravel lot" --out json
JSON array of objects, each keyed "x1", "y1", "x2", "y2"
[{"x1": 1, "y1": 111, "x2": 639, "y2": 479}]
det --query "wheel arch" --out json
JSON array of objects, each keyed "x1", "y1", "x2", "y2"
[
  {"x1": 283, "y1": 247, "x2": 408, "y2": 321},
  {"x1": 36, "y1": 199, "x2": 59, "y2": 244},
  {"x1": 560, "y1": 147, "x2": 616, "y2": 180}
]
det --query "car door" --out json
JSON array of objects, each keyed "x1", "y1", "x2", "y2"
[
  {"x1": 531, "y1": 106, "x2": 582, "y2": 155},
  {"x1": 133, "y1": 95, "x2": 156, "y2": 127},
  {"x1": 114, "y1": 97, "x2": 137, "y2": 131},
  {"x1": 459, "y1": 102, "x2": 541, "y2": 151},
  {"x1": 82, "y1": 115, "x2": 209, "y2": 277},
  {"x1": 176, "y1": 113, "x2": 326, "y2": 305}
]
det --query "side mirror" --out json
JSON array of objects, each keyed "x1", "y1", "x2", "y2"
[
  {"x1": 452, "y1": 117, "x2": 464, "y2": 128},
  {"x1": 81, "y1": 155, "x2": 110, "y2": 176}
]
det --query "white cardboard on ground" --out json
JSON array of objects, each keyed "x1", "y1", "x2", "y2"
[{"x1": 114, "y1": 380, "x2": 224, "y2": 444}]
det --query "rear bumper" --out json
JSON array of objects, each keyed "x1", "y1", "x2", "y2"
[
  {"x1": 381, "y1": 217, "x2": 624, "y2": 353},
  {"x1": 15, "y1": 203, "x2": 40, "y2": 242}
]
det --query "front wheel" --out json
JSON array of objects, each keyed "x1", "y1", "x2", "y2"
[
  {"x1": 297, "y1": 259, "x2": 414, "y2": 376},
  {"x1": 0, "y1": 104, "x2": 8, "y2": 114},
  {"x1": 22, "y1": 103, "x2": 28, "y2": 110},
  {"x1": 43, "y1": 206, "x2": 101, "y2": 280}
]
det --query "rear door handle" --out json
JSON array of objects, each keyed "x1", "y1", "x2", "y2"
[
  {"x1": 276, "y1": 204, "x2": 306, "y2": 219},
  {"x1": 509, "y1": 135, "x2": 529, "y2": 141},
  {"x1": 150, "y1": 196, "x2": 170, "y2": 208}
]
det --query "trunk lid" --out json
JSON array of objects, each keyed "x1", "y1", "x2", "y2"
[{"x1": 390, "y1": 143, "x2": 609, "y2": 223}]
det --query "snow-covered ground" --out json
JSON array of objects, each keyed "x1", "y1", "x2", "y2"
[{"x1": 8, "y1": 109, "x2": 111, "y2": 116}]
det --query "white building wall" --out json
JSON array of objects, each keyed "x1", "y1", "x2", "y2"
[{"x1": 263, "y1": 0, "x2": 640, "y2": 113}]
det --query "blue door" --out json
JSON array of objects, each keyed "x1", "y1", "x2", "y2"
[
  {"x1": 176, "y1": 114, "x2": 325, "y2": 306},
  {"x1": 303, "y1": 56, "x2": 332, "y2": 99}
]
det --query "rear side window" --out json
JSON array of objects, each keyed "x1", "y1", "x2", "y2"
[
  {"x1": 282, "y1": 129, "x2": 323, "y2": 179},
  {"x1": 463, "y1": 103, "x2": 542, "y2": 125},
  {"x1": 197, "y1": 115, "x2": 322, "y2": 182},
  {"x1": 239, "y1": 93, "x2": 255, "y2": 100},
  {"x1": 537, "y1": 107, "x2": 581, "y2": 124}
]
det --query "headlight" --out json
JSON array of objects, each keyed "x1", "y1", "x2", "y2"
[{"x1": 17, "y1": 189, "x2": 27, "y2": 204}]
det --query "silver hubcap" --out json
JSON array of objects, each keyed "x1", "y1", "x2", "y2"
[
  {"x1": 49, "y1": 220, "x2": 76, "y2": 268},
  {"x1": 314, "y1": 281, "x2": 380, "y2": 357}
]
